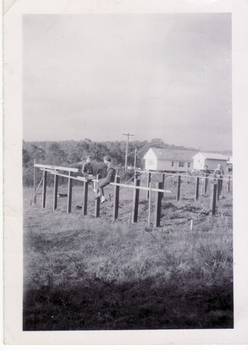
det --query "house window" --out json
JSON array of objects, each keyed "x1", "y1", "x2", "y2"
[
  {"x1": 148, "y1": 160, "x2": 154, "y2": 166},
  {"x1": 198, "y1": 160, "x2": 200, "y2": 163},
  {"x1": 188, "y1": 162, "x2": 191, "y2": 167},
  {"x1": 179, "y1": 162, "x2": 184, "y2": 167},
  {"x1": 171, "y1": 161, "x2": 174, "y2": 166}
]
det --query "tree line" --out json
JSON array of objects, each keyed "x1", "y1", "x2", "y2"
[{"x1": 22, "y1": 138, "x2": 199, "y2": 187}]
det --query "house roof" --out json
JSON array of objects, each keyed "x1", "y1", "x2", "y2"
[
  {"x1": 192, "y1": 152, "x2": 229, "y2": 160},
  {"x1": 144, "y1": 148, "x2": 197, "y2": 162}
]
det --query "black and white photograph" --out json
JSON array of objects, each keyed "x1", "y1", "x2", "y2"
[
  {"x1": 22, "y1": 12, "x2": 233, "y2": 331},
  {"x1": 3, "y1": 0, "x2": 248, "y2": 346}
]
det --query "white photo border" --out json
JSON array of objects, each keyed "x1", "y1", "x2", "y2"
[{"x1": 3, "y1": 0, "x2": 248, "y2": 345}]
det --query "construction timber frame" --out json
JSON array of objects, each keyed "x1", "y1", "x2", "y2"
[{"x1": 33, "y1": 164, "x2": 233, "y2": 227}]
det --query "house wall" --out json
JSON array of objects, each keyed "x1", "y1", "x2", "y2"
[
  {"x1": 145, "y1": 159, "x2": 193, "y2": 172},
  {"x1": 205, "y1": 159, "x2": 227, "y2": 171},
  {"x1": 193, "y1": 154, "x2": 205, "y2": 170},
  {"x1": 176, "y1": 160, "x2": 193, "y2": 172},
  {"x1": 158, "y1": 160, "x2": 193, "y2": 172},
  {"x1": 157, "y1": 160, "x2": 175, "y2": 171},
  {"x1": 145, "y1": 158, "x2": 157, "y2": 171},
  {"x1": 193, "y1": 154, "x2": 227, "y2": 171},
  {"x1": 144, "y1": 148, "x2": 194, "y2": 171}
]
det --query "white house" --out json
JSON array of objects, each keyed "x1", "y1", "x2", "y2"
[
  {"x1": 143, "y1": 148, "x2": 196, "y2": 172},
  {"x1": 192, "y1": 152, "x2": 229, "y2": 171}
]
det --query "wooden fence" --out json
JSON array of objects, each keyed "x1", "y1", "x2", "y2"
[{"x1": 33, "y1": 164, "x2": 233, "y2": 228}]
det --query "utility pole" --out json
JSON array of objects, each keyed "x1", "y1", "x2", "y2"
[
  {"x1": 134, "y1": 148, "x2": 137, "y2": 169},
  {"x1": 123, "y1": 132, "x2": 134, "y2": 170}
]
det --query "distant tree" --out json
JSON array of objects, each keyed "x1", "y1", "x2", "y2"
[
  {"x1": 88, "y1": 142, "x2": 109, "y2": 162},
  {"x1": 46, "y1": 142, "x2": 68, "y2": 165},
  {"x1": 127, "y1": 144, "x2": 136, "y2": 167},
  {"x1": 74, "y1": 142, "x2": 90, "y2": 161},
  {"x1": 29, "y1": 144, "x2": 46, "y2": 162},
  {"x1": 150, "y1": 138, "x2": 165, "y2": 148},
  {"x1": 68, "y1": 152, "x2": 82, "y2": 164},
  {"x1": 22, "y1": 149, "x2": 30, "y2": 166},
  {"x1": 107, "y1": 141, "x2": 125, "y2": 165}
]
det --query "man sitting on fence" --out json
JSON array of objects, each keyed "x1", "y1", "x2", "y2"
[
  {"x1": 71, "y1": 155, "x2": 94, "y2": 185},
  {"x1": 95, "y1": 156, "x2": 116, "y2": 204},
  {"x1": 82, "y1": 155, "x2": 95, "y2": 190}
]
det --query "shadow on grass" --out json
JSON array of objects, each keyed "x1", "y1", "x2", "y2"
[{"x1": 23, "y1": 276, "x2": 233, "y2": 330}]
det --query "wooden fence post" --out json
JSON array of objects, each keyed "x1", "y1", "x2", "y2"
[
  {"x1": 132, "y1": 178, "x2": 140, "y2": 223},
  {"x1": 176, "y1": 175, "x2": 181, "y2": 201},
  {"x1": 216, "y1": 184, "x2": 219, "y2": 202},
  {"x1": 82, "y1": 180, "x2": 88, "y2": 215},
  {"x1": 113, "y1": 176, "x2": 120, "y2": 220},
  {"x1": 147, "y1": 182, "x2": 152, "y2": 228},
  {"x1": 228, "y1": 176, "x2": 231, "y2": 192},
  {"x1": 42, "y1": 170, "x2": 47, "y2": 208},
  {"x1": 95, "y1": 174, "x2": 101, "y2": 217},
  {"x1": 211, "y1": 183, "x2": 217, "y2": 216},
  {"x1": 204, "y1": 176, "x2": 208, "y2": 194},
  {"x1": 160, "y1": 173, "x2": 165, "y2": 198},
  {"x1": 154, "y1": 182, "x2": 163, "y2": 228},
  {"x1": 33, "y1": 158, "x2": 36, "y2": 204},
  {"x1": 216, "y1": 179, "x2": 222, "y2": 202},
  {"x1": 218, "y1": 178, "x2": 223, "y2": 195},
  {"x1": 67, "y1": 171, "x2": 73, "y2": 213},
  {"x1": 146, "y1": 172, "x2": 151, "y2": 199},
  {"x1": 195, "y1": 177, "x2": 199, "y2": 201},
  {"x1": 53, "y1": 174, "x2": 58, "y2": 210}
]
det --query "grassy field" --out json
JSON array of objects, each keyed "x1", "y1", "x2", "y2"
[{"x1": 23, "y1": 174, "x2": 233, "y2": 330}]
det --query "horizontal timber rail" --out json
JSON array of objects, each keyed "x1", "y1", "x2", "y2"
[
  {"x1": 43, "y1": 171, "x2": 87, "y2": 182},
  {"x1": 34, "y1": 165, "x2": 172, "y2": 192},
  {"x1": 109, "y1": 182, "x2": 171, "y2": 193},
  {"x1": 35, "y1": 164, "x2": 79, "y2": 173},
  {"x1": 137, "y1": 170, "x2": 233, "y2": 181}
]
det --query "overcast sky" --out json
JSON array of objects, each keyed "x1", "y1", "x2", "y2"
[{"x1": 23, "y1": 13, "x2": 232, "y2": 151}]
